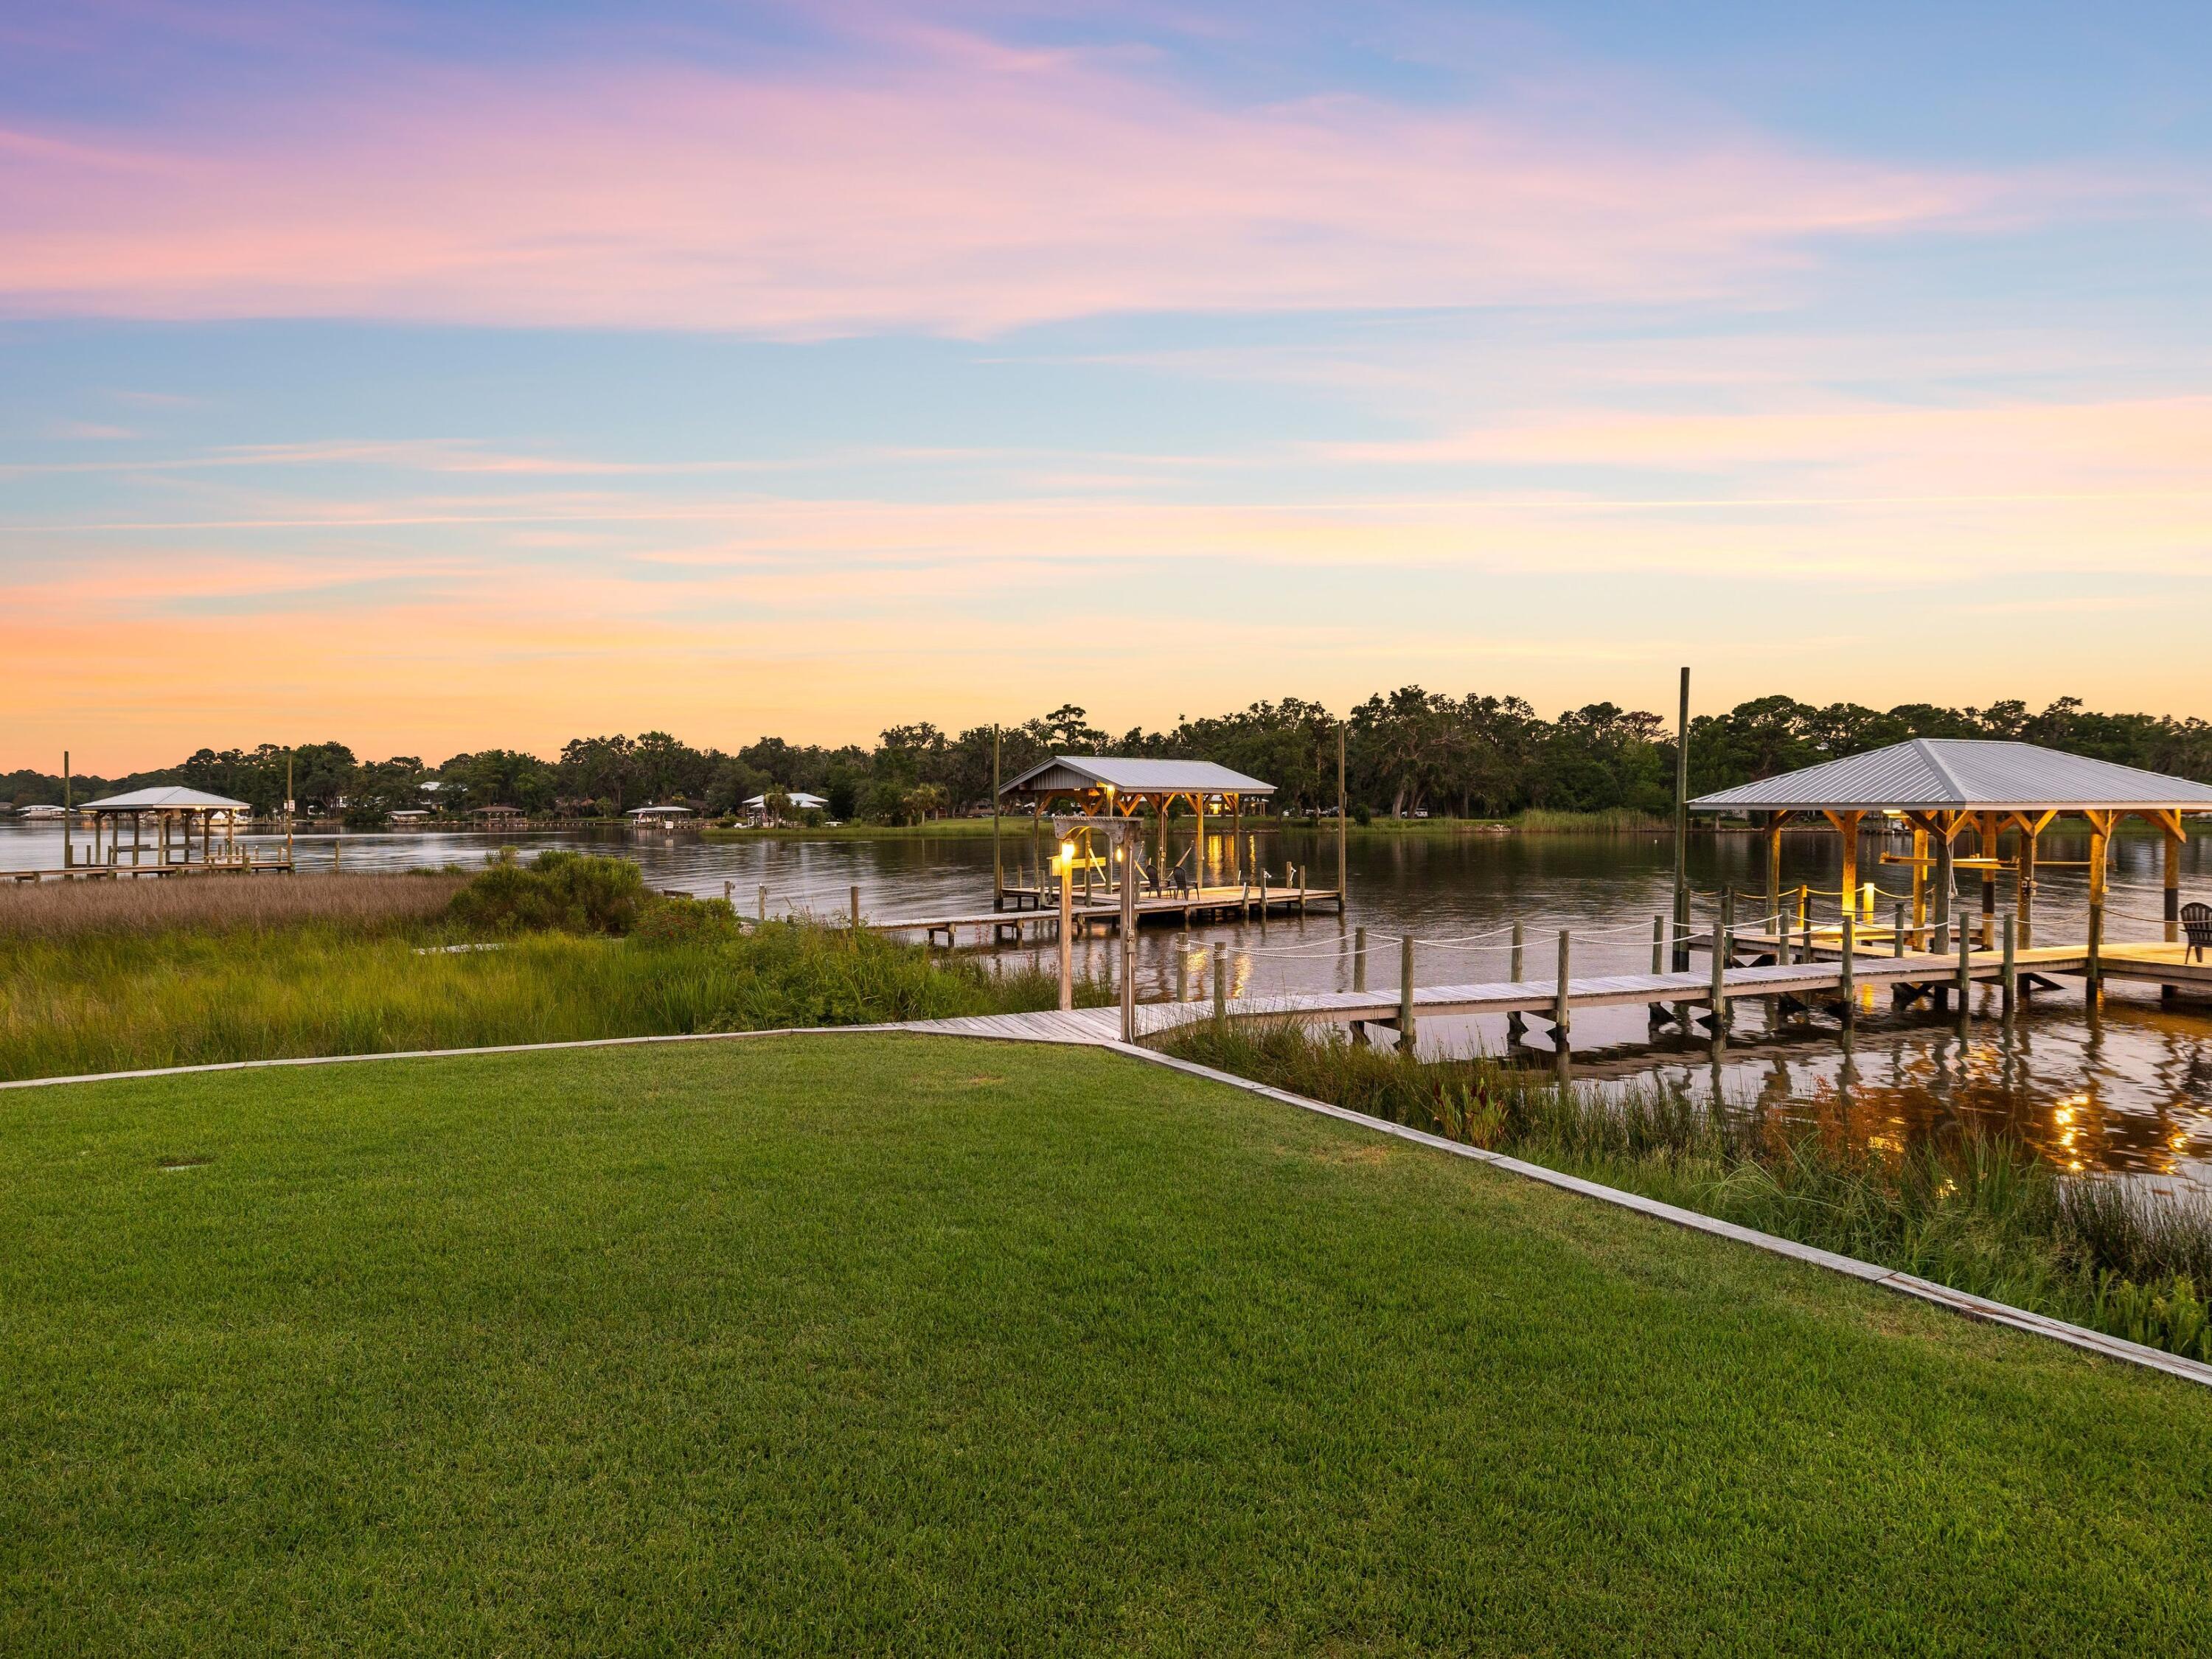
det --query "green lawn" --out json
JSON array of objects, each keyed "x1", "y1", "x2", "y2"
[{"x1": 7, "y1": 1036, "x2": 2212, "y2": 1655}]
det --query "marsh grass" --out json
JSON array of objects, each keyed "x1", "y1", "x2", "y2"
[
  {"x1": 0, "y1": 871, "x2": 467, "y2": 940},
  {"x1": 1161, "y1": 1019, "x2": 2212, "y2": 1360}
]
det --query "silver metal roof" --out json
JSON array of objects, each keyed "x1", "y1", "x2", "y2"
[
  {"x1": 1689, "y1": 739, "x2": 2212, "y2": 814},
  {"x1": 80, "y1": 785, "x2": 251, "y2": 812},
  {"x1": 1000, "y1": 756, "x2": 1276, "y2": 798}
]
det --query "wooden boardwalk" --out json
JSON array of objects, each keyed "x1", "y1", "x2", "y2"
[
  {"x1": 908, "y1": 938, "x2": 2211, "y2": 1048},
  {"x1": 827, "y1": 884, "x2": 1343, "y2": 945}
]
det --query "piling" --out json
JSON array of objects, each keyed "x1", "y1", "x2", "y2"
[
  {"x1": 1509, "y1": 919, "x2": 1527, "y2": 1043},
  {"x1": 1957, "y1": 921, "x2": 1973, "y2": 1015},
  {"x1": 759, "y1": 883, "x2": 768, "y2": 922},
  {"x1": 1893, "y1": 901, "x2": 1907, "y2": 958},
  {"x1": 1554, "y1": 930, "x2": 1572, "y2": 1048},
  {"x1": 1839, "y1": 914, "x2": 1855, "y2": 1028},
  {"x1": 1397, "y1": 935, "x2": 1416, "y2": 1054},
  {"x1": 1650, "y1": 914, "x2": 1664, "y2": 974},
  {"x1": 1353, "y1": 925, "x2": 1368, "y2": 993},
  {"x1": 1709, "y1": 922, "x2": 1729, "y2": 1042},
  {"x1": 2002, "y1": 911, "x2": 2018, "y2": 1018},
  {"x1": 1212, "y1": 942, "x2": 1228, "y2": 1026},
  {"x1": 850, "y1": 885, "x2": 861, "y2": 933}
]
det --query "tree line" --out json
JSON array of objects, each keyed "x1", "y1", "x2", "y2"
[{"x1": 9, "y1": 692, "x2": 2211, "y2": 827}]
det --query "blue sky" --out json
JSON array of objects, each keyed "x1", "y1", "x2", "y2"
[{"x1": 4, "y1": 1, "x2": 2209, "y2": 764}]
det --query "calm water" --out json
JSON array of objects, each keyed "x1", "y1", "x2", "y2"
[{"x1": 7, "y1": 821, "x2": 2210, "y2": 1187}]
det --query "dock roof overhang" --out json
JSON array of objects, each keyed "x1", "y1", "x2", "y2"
[
  {"x1": 1688, "y1": 739, "x2": 2212, "y2": 817},
  {"x1": 999, "y1": 756, "x2": 1275, "y2": 804},
  {"x1": 80, "y1": 786, "x2": 250, "y2": 813}
]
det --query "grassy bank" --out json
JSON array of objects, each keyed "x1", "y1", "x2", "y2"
[
  {"x1": 0, "y1": 861, "x2": 1088, "y2": 1081},
  {"x1": 1160, "y1": 1020, "x2": 2212, "y2": 1362},
  {"x1": 8, "y1": 1034, "x2": 2212, "y2": 1653}
]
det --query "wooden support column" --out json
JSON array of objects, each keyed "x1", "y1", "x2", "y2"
[
  {"x1": 1120, "y1": 826, "x2": 1138, "y2": 1043},
  {"x1": 1823, "y1": 810, "x2": 1864, "y2": 925},
  {"x1": 2163, "y1": 810, "x2": 2185, "y2": 945},
  {"x1": 2086, "y1": 810, "x2": 2110, "y2": 998},
  {"x1": 991, "y1": 728, "x2": 1002, "y2": 911},
  {"x1": 1194, "y1": 793, "x2": 1206, "y2": 894},
  {"x1": 1979, "y1": 810, "x2": 2000, "y2": 945},
  {"x1": 1057, "y1": 845, "x2": 1074, "y2": 1012},
  {"x1": 1671, "y1": 667, "x2": 1691, "y2": 971},
  {"x1": 1764, "y1": 811, "x2": 1787, "y2": 942},
  {"x1": 1507, "y1": 920, "x2": 1526, "y2": 1043},
  {"x1": 2017, "y1": 814, "x2": 2043, "y2": 948},
  {"x1": 1838, "y1": 914, "x2": 1855, "y2": 1028},
  {"x1": 62, "y1": 751, "x2": 72, "y2": 869},
  {"x1": 1910, "y1": 825, "x2": 1928, "y2": 941},
  {"x1": 1229, "y1": 794, "x2": 1242, "y2": 886},
  {"x1": 1397, "y1": 935, "x2": 1416, "y2": 1054},
  {"x1": 1553, "y1": 930, "x2": 1572, "y2": 1050}
]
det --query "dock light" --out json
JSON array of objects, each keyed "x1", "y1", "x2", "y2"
[{"x1": 1058, "y1": 840, "x2": 1076, "y2": 869}]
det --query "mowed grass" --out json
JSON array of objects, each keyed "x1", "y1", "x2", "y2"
[{"x1": 7, "y1": 1037, "x2": 2212, "y2": 1655}]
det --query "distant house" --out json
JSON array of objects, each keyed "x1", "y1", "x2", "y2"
[
  {"x1": 742, "y1": 790, "x2": 828, "y2": 824},
  {"x1": 471, "y1": 804, "x2": 526, "y2": 826},
  {"x1": 19, "y1": 804, "x2": 66, "y2": 820}
]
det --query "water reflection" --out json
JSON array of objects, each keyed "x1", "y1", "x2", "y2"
[{"x1": 4, "y1": 819, "x2": 2208, "y2": 1186}]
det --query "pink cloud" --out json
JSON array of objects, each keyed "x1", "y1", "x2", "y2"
[{"x1": 1, "y1": 38, "x2": 1997, "y2": 334}]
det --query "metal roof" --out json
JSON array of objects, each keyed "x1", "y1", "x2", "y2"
[
  {"x1": 1688, "y1": 739, "x2": 2212, "y2": 814},
  {"x1": 79, "y1": 786, "x2": 251, "y2": 812},
  {"x1": 1000, "y1": 756, "x2": 1276, "y2": 799}
]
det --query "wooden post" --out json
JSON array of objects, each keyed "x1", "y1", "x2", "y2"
[
  {"x1": 1336, "y1": 724, "x2": 1349, "y2": 908},
  {"x1": 1833, "y1": 810, "x2": 1863, "y2": 929},
  {"x1": 62, "y1": 751, "x2": 71, "y2": 869},
  {"x1": 1764, "y1": 814, "x2": 1784, "y2": 947},
  {"x1": 1672, "y1": 667, "x2": 1691, "y2": 971},
  {"x1": 1933, "y1": 824, "x2": 1954, "y2": 955},
  {"x1": 2166, "y1": 816, "x2": 2184, "y2": 945},
  {"x1": 1957, "y1": 915, "x2": 1973, "y2": 1014},
  {"x1": 1709, "y1": 920, "x2": 1728, "y2": 1041},
  {"x1": 2002, "y1": 911, "x2": 2017, "y2": 1018},
  {"x1": 1504, "y1": 919, "x2": 1528, "y2": 1043},
  {"x1": 1120, "y1": 828, "x2": 1138, "y2": 1044},
  {"x1": 1796, "y1": 883, "x2": 1809, "y2": 933},
  {"x1": 1058, "y1": 847, "x2": 1075, "y2": 1012},
  {"x1": 1979, "y1": 811, "x2": 1998, "y2": 946},
  {"x1": 1838, "y1": 914, "x2": 1855, "y2": 1027},
  {"x1": 285, "y1": 755, "x2": 294, "y2": 869},
  {"x1": 1354, "y1": 925, "x2": 1368, "y2": 992},
  {"x1": 1893, "y1": 902, "x2": 1907, "y2": 959},
  {"x1": 1230, "y1": 794, "x2": 1242, "y2": 886},
  {"x1": 1651, "y1": 914, "x2": 1664, "y2": 974},
  {"x1": 1910, "y1": 825, "x2": 1927, "y2": 938},
  {"x1": 1397, "y1": 934, "x2": 1416, "y2": 1054},
  {"x1": 1553, "y1": 930, "x2": 1571, "y2": 1048},
  {"x1": 758, "y1": 883, "x2": 768, "y2": 921},
  {"x1": 1153, "y1": 801, "x2": 1166, "y2": 898},
  {"x1": 992, "y1": 727, "x2": 1003, "y2": 911},
  {"x1": 1175, "y1": 950, "x2": 1188, "y2": 1004},
  {"x1": 2017, "y1": 822, "x2": 2037, "y2": 947},
  {"x1": 850, "y1": 884, "x2": 861, "y2": 933},
  {"x1": 1194, "y1": 793, "x2": 1206, "y2": 897},
  {"x1": 2087, "y1": 812, "x2": 2109, "y2": 997},
  {"x1": 1212, "y1": 942, "x2": 1227, "y2": 1026}
]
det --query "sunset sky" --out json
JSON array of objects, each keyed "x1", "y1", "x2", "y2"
[{"x1": 6, "y1": 1, "x2": 2211, "y2": 769}]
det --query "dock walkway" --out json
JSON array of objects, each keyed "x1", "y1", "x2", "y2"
[{"x1": 908, "y1": 938, "x2": 2209, "y2": 1047}]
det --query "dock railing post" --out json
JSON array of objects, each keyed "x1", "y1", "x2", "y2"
[
  {"x1": 1397, "y1": 935, "x2": 1416, "y2": 1054},
  {"x1": 1120, "y1": 832, "x2": 1138, "y2": 1044},
  {"x1": 1509, "y1": 919, "x2": 1527, "y2": 1043},
  {"x1": 1353, "y1": 925, "x2": 1368, "y2": 993},
  {"x1": 1709, "y1": 922, "x2": 1729, "y2": 1042},
  {"x1": 759, "y1": 883, "x2": 768, "y2": 922},
  {"x1": 2002, "y1": 910, "x2": 2017, "y2": 1018},
  {"x1": 1671, "y1": 666, "x2": 1690, "y2": 970},
  {"x1": 1057, "y1": 848, "x2": 1074, "y2": 1012},
  {"x1": 1957, "y1": 919, "x2": 1973, "y2": 1016},
  {"x1": 1176, "y1": 950, "x2": 1189, "y2": 1004},
  {"x1": 850, "y1": 884, "x2": 861, "y2": 936},
  {"x1": 1893, "y1": 901, "x2": 1907, "y2": 958},
  {"x1": 1212, "y1": 942, "x2": 1228, "y2": 1026},
  {"x1": 1553, "y1": 930, "x2": 1571, "y2": 1049},
  {"x1": 1651, "y1": 914, "x2": 1664, "y2": 975},
  {"x1": 1839, "y1": 914, "x2": 1855, "y2": 1028}
]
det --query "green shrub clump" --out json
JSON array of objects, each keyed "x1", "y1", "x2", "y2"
[
  {"x1": 447, "y1": 850, "x2": 650, "y2": 936},
  {"x1": 632, "y1": 894, "x2": 743, "y2": 946}
]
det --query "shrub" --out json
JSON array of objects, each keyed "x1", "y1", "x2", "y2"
[
  {"x1": 446, "y1": 850, "x2": 649, "y2": 936},
  {"x1": 632, "y1": 894, "x2": 743, "y2": 947},
  {"x1": 1352, "y1": 803, "x2": 1373, "y2": 826}
]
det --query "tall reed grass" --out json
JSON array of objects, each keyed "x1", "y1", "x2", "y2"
[
  {"x1": 1160, "y1": 1020, "x2": 2212, "y2": 1361},
  {"x1": 0, "y1": 872, "x2": 468, "y2": 939}
]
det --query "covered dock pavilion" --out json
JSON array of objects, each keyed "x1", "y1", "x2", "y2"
[
  {"x1": 994, "y1": 754, "x2": 1343, "y2": 916},
  {"x1": 66, "y1": 786, "x2": 270, "y2": 874},
  {"x1": 1688, "y1": 737, "x2": 2212, "y2": 962}
]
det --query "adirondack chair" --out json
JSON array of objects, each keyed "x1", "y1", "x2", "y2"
[{"x1": 2185, "y1": 901, "x2": 2212, "y2": 964}]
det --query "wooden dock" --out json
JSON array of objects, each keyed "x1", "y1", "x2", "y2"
[
  {"x1": 772, "y1": 883, "x2": 1344, "y2": 946},
  {"x1": 907, "y1": 937, "x2": 2211, "y2": 1048}
]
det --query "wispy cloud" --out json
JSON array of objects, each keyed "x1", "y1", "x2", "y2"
[{"x1": 2, "y1": 30, "x2": 2007, "y2": 334}]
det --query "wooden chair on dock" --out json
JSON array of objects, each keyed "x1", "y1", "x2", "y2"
[{"x1": 2185, "y1": 901, "x2": 2212, "y2": 964}]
